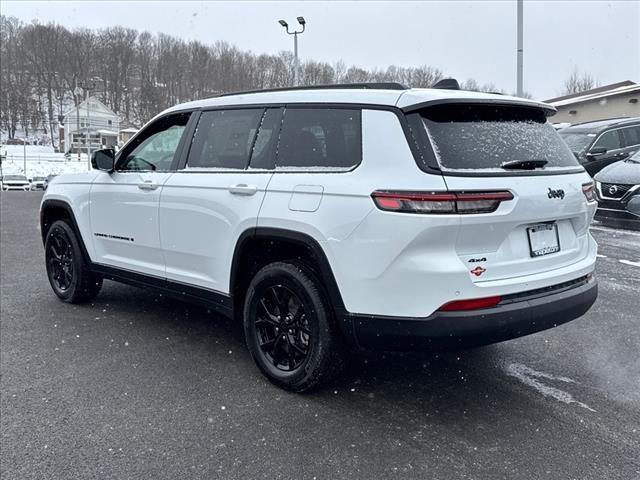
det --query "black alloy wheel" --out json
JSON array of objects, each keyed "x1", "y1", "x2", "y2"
[
  {"x1": 44, "y1": 220, "x2": 103, "y2": 303},
  {"x1": 255, "y1": 284, "x2": 311, "y2": 372},
  {"x1": 244, "y1": 261, "x2": 346, "y2": 392},
  {"x1": 47, "y1": 228, "x2": 74, "y2": 292}
]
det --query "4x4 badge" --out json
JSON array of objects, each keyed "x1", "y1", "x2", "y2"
[
  {"x1": 547, "y1": 188, "x2": 565, "y2": 199},
  {"x1": 470, "y1": 266, "x2": 486, "y2": 277}
]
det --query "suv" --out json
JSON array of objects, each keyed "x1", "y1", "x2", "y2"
[
  {"x1": 559, "y1": 117, "x2": 640, "y2": 176},
  {"x1": 2, "y1": 174, "x2": 31, "y2": 191},
  {"x1": 30, "y1": 176, "x2": 48, "y2": 190},
  {"x1": 40, "y1": 83, "x2": 598, "y2": 392},
  {"x1": 594, "y1": 149, "x2": 640, "y2": 230}
]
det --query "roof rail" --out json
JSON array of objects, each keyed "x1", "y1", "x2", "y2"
[
  {"x1": 570, "y1": 116, "x2": 637, "y2": 127},
  {"x1": 217, "y1": 82, "x2": 409, "y2": 97}
]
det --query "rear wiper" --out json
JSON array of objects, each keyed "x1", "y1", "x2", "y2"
[{"x1": 500, "y1": 159, "x2": 549, "y2": 170}]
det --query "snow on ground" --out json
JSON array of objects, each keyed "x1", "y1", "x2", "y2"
[{"x1": 1, "y1": 145, "x2": 90, "y2": 177}]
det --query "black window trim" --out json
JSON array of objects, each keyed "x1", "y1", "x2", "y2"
[
  {"x1": 175, "y1": 107, "x2": 286, "y2": 174},
  {"x1": 122, "y1": 100, "x2": 580, "y2": 179},
  {"x1": 591, "y1": 127, "x2": 625, "y2": 152},
  {"x1": 114, "y1": 110, "x2": 195, "y2": 173},
  {"x1": 270, "y1": 104, "x2": 364, "y2": 174},
  {"x1": 177, "y1": 107, "x2": 269, "y2": 173},
  {"x1": 619, "y1": 124, "x2": 640, "y2": 148}
]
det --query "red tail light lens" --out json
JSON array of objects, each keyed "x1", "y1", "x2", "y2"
[
  {"x1": 439, "y1": 295, "x2": 502, "y2": 312},
  {"x1": 582, "y1": 182, "x2": 596, "y2": 203},
  {"x1": 371, "y1": 191, "x2": 513, "y2": 214}
]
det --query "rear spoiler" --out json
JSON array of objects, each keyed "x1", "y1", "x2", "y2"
[{"x1": 400, "y1": 97, "x2": 557, "y2": 117}]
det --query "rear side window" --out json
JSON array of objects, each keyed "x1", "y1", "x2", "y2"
[
  {"x1": 592, "y1": 129, "x2": 623, "y2": 151},
  {"x1": 419, "y1": 104, "x2": 580, "y2": 171},
  {"x1": 186, "y1": 109, "x2": 263, "y2": 170},
  {"x1": 276, "y1": 108, "x2": 361, "y2": 170},
  {"x1": 621, "y1": 126, "x2": 640, "y2": 147}
]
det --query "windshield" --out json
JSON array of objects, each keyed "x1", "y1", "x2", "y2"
[
  {"x1": 3, "y1": 175, "x2": 27, "y2": 181},
  {"x1": 420, "y1": 104, "x2": 581, "y2": 171},
  {"x1": 559, "y1": 131, "x2": 596, "y2": 153}
]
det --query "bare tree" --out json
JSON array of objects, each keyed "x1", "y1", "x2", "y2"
[
  {"x1": 1, "y1": 15, "x2": 527, "y2": 145},
  {"x1": 563, "y1": 68, "x2": 598, "y2": 95}
]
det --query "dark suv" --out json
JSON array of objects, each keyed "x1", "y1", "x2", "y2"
[{"x1": 559, "y1": 117, "x2": 640, "y2": 176}]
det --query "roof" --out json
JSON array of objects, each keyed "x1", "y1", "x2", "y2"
[
  {"x1": 157, "y1": 87, "x2": 553, "y2": 120},
  {"x1": 63, "y1": 97, "x2": 119, "y2": 119},
  {"x1": 119, "y1": 128, "x2": 139, "y2": 133},
  {"x1": 545, "y1": 81, "x2": 639, "y2": 107},
  {"x1": 96, "y1": 129, "x2": 118, "y2": 135},
  {"x1": 559, "y1": 116, "x2": 640, "y2": 133}
]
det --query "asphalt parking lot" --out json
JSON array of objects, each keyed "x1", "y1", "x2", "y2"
[{"x1": 1, "y1": 192, "x2": 639, "y2": 480}]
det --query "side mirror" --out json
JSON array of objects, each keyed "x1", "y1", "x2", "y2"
[
  {"x1": 91, "y1": 148, "x2": 116, "y2": 172},
  {"x1": 588, "y1": 146, "x2": 607, "y2": 157}
]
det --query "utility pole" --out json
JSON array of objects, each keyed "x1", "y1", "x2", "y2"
[
  {"x1": 86, "y1": 88, "x2": 91, "y2": 168},
  {"x1": 516, "y1": 0, "x2": 524, "y2": 97},
  {"x1": 278, "y1": 17, "x2": 306, "y2": 86},
  {"x1": 82, "y1": 82, "x2": 96, "y2": 169},
  {"x1": 74, "y1": 85, "x2": 83, "y2": 161}
]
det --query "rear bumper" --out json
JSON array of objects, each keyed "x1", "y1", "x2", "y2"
[
  {"x1": 595, "y1": 207, "x2": 640, "y2": 231},
  {"x1": 347, "y1": 276, "x2": 597, "y2": 351}
]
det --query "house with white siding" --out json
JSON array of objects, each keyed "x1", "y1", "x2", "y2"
[{"x1": 61, "y1": 97, "x2": 120, "y2": 154}]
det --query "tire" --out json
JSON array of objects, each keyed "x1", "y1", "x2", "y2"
[
  {"x1": 243, "y1": 261, "x2": 346, "y2": 392},
  {"x1": 44, "y1": 220, "x2": 102, "y2": 303}
]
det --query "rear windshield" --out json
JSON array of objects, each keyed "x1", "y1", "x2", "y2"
[{"x1": 420, "y1": 104, "x2": 581, "y2": 171}]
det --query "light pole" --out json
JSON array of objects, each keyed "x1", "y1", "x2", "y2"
[
  {"x1": 516, "y1": 0, "x2": 524, "y2": 97},
  {"x1": 278, "y1": 16, "x2": 306, "y2": 86}
]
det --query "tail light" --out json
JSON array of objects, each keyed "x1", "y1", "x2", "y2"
[
  {"x1": 371, "y1": 190, "x2": 513, "y2": 214},
  {"x1": 439, "y1": 295, "x2": 502, "y2": 312},
  {"x1": 582, "y1": 182, "x2": 596, "y2": 203}
]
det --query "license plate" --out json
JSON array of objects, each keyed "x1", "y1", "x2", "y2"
[{"x1": 527, "y1": 223, "x2": 560, "y2": 257}]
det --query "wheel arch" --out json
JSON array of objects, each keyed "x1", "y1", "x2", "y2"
[
  {"x1": 230, "y1": 227, "x2": 356, "y2": 345},
  {"x1": 40, "y1": 199, "x2": 91, "y2": 264}
]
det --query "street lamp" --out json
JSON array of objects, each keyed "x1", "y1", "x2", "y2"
[{"x1": 278, "y1": 16, "x2": 306, "y2": 86}]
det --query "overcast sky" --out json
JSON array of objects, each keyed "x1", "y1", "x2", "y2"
[{"x1": 2, "y1": 0, "x2": 638, "y2": 99}]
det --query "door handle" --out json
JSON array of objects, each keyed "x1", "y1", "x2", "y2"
[
  {"x1": 138, "y1": 181, "x2": 159, "y2": 191},
  {"x1": 229, "y1": 184, "x2": 257, "y2": 196}
]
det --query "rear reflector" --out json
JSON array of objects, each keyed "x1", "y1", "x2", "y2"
[
  {"x1": 439, "y1": 296, "x2": 502, "y2": 312},
  {"x1": 371, "y1": 190, "x2": 513, "y2": 214}
]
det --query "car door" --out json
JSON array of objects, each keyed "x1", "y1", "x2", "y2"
[
  {"x1": 585, "y1": 128, "x2": 625, "y2": 175},
  {"x1": 621, "y1": 125, "x2": 640, "y2": 158},
  {"x1": 90, "y1": 111, "x2": 192, "y2": 277},
  {"x1": 159, "y1": 108, "x2": 281, "y2": 294}
]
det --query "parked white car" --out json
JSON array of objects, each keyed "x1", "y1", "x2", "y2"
[
  {"x1": 2, "y1": 174, "x2": 31, "y2": 191},
  {"x1": 30, "y1": 176, "x2": 48, "y2": 190},
  {"x1": 40, "y1": 82, "x2": 598, "y2": 391}
]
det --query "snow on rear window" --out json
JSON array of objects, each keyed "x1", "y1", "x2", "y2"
[{"x1": 421, "y1": 104, "x2": 581, "y2": 171}]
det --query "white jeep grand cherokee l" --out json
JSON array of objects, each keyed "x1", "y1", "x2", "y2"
[{"x1": 41, "y1": 82, "x2": 598, "y2": 392}]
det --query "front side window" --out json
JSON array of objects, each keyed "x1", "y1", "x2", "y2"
[
  {"x1": 186, "y1": 109, "x2": 263, "y2": 170},
  {"x1": 559, "y1": 132, "x2": 596, "y2": 153},
  {"x1": 276, "y1": 108, "x2": 361, "y2": 170},
  {"x1": 420, "y1": 104, "x2": 580, "y2": 171},
  {"x1": 592, "y1": 130, "x2": 623, "y2": 151},
  {"x1": 117, "y1": 113, "x2": 190, "y2": 171}
]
